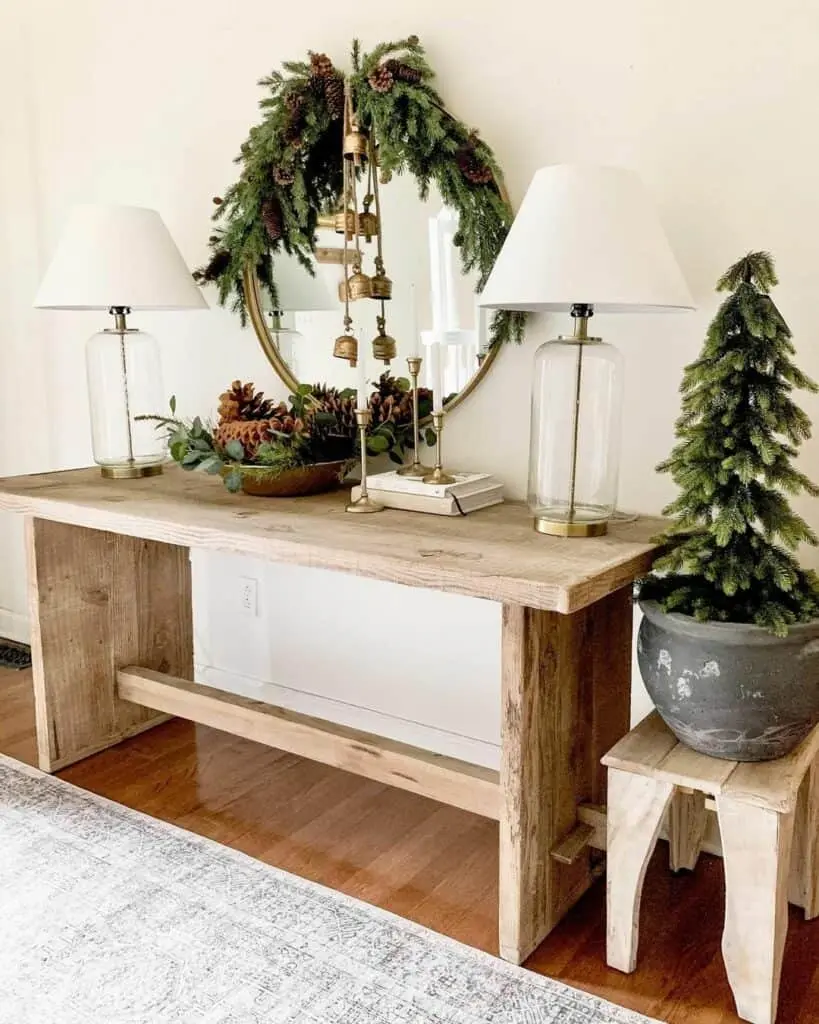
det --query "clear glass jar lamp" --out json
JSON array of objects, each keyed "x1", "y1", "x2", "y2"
[
  {"x1": 528, "y1": 304, "x2": 623, "y2": 537},
  {"x1": 86, "y1": 306, "x2": 166, "y2": 478}
]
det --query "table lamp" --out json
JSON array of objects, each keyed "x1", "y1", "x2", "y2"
[
  {"x1": 480, "y1": 164, "x2": 694, "y2": 537},
  {"x1": 34, "y1": 204, "x2": 207, "y2": 479},
  {"x1": 261, "y1": 254, "x2": 336, "y2": 375}
]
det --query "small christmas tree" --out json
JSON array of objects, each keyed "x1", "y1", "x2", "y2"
[{"x1": 642, "y1": 251, "x2": 819, "y2": 636}]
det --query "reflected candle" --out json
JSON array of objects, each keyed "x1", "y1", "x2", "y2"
[
  {"x1": 356, "y1": 346, "x2": 368, "y2": 410},
  {"x1": 430, "y1": 340, "x2": 443, "y2": 412}
]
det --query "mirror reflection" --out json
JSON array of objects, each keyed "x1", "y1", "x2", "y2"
[{"x1": 259, "y1": 175, "x2": 494, "y2": 405}]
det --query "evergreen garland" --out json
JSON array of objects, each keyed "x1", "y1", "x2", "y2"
[
  {"x1": 641, "y1": 251, "x2": 819, "y2": 636},
  {"x1": 195, "y1": 36, "x2": 525, "y2": 349}
]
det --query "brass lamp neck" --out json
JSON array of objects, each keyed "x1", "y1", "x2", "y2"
[
  {"x1": 571, "y1": 302, "x2": 594, "y2": 341},
  {"x1": 107, "y1": 305, "x2": 134, "y2": 333}
]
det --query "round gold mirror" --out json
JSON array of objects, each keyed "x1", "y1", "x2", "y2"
[
  {"x1": 245, "y1": 172, "x2": 508, "y2": 415},
  {"x1": 196, "y1": 37, "x2": 525, "y2": 418}
]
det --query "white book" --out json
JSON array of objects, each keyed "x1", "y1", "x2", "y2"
[
  {"x1": 350, "y1": 482, "x2": 504, "y2": 517},
  {"x1": 365, "y1": 469, "x2": 499, "y2": 500}
]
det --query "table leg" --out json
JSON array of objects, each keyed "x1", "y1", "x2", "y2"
[
  {"x1": 26, "y1": 516, "x2": 193, "y2": 772},
  {"x1": 499, "y1": 585, "x2": 633, "y2": 964}
]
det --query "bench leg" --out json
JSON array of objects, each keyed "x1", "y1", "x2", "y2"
[
  {"x1": 789, "y1": 758, "x2": 819, "y2": 920},
  {"x1": 668, "y1": 789, "x2": 708, "y2": 872},
  {"x1": 717, "y1": 796, "x2": 794, "y2": 1024},
  {"x1": 606, "y1": 769, "x2": 674, "y2": 973}
]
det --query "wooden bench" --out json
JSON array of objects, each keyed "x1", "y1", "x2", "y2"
[{"x1": 603, "y1": 712, "x2": 819, "y2": 1024}]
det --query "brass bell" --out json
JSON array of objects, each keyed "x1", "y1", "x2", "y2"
[
  {"x1": 358, "y1": 209, "x2": 379, "y2": 243},
  {"x1": 333, "y1": 333, "x2": 359, "y2": 366},
  {"x1": 370, "y1": 270, "x2": 393, "y2": 300},
  {"x1": 346, "y1": 270, "x2": 373, "y2": 301},
  {"x1": 344, "y1": 120, "x2": 369, "y2": 165},
  {"x1": 372, "y1": 328, "x2": 397, "y2": 364},
  {"x1": 317, "y1": 211, "x2": 337, "y2": 230},
  {"x1": 333, "y1": 208, "x2": 357, "y2": 240}
]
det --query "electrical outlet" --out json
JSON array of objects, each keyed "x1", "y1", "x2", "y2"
[{"x1": 239, "y1": 576, "x2": 259, "y2": 616}]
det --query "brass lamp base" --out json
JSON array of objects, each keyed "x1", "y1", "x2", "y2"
[
  {"x1": 100, "y1": 464, "x2": 164, "y2": 480},
  {"x1": 533, "y1": 516, "x2": 608, "y2": 538}
]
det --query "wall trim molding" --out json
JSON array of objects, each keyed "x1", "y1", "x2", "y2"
[
  {"x1": 194, "y1": 662, "x2": 501, "y2": 771},
  {"x1": 0, "y1": 608, "x2": 30, "y2": 645}
]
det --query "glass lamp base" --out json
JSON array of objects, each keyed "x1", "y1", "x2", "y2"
[{"x1": 100, "y1": 464, "x2": 164, "y2": 480}]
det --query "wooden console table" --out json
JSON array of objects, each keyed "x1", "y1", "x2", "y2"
[{"x1": 0, "y1": 467, "x2": 661, "y2": 964}]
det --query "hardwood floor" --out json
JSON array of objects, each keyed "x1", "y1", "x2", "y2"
[{"x1": 2, "y1": 665, "x2": 818, "y2": 1022}]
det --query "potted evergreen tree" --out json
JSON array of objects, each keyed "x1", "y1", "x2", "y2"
[{"x1": 638, "y1": 251, "x2": 819, "y2": 761}]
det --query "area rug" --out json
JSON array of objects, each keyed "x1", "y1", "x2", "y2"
[{"x1": 0, "y1": 755, "x2": 658, "y2": 1024}]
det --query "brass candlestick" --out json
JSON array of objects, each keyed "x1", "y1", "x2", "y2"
[
  {"x1": 347, "y1": 408, "x2": 385, "y2": 514},
  {"x1": 423, "y1": 411, "x2": 456, "y2": 485},
  {"x1": 397, "y1": 356, "x2": 432, "y2": 478}
]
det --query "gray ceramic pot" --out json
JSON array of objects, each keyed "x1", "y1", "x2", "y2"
[{"x1": 637, "y1": 599, "x2": 819, "y2": 761}]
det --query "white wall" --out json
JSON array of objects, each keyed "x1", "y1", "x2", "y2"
[{"x1": 4, "y1": 0, "x2": 819, "y2": 762}]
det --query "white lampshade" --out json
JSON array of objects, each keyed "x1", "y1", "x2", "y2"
[
  {"x1": 479, "y1": 164, "x2": 694, "y2": 313},
  {"x1": 34, "y1": 204, "x2": 207, "y2": 310},
  {"x1": 267, "y1": 253, "x2": 336, "y2": 312}
]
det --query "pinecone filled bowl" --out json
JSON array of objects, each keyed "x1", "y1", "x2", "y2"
[
  {"x1": 220, "y1": 461, "x2": 349, "y2": 497},
  {"x1": 141, "y1": 377, "x2": 429, "y2": 498}
]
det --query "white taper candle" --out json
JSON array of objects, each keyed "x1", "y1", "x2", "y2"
[
  {"x1": 356, "y1": 342, "x2": 367, "y2": 411},
  {"x1": 430, "y1": 339, "x2": 443, "y2": 413}
]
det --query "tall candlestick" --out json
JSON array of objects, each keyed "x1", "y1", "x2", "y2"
[
  {"x1": 346, "y1": 409, "x2": 385, "y2": 514},
  {"x1": 397, "y1": 356, "x2": 432, "y2": 478}
]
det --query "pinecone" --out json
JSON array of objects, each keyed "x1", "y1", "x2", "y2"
[
  {"x1": 369, "y1": 373, "x2": 414, "y2": 427},
  {"x1": 285, "y1": 88, "x2": 306, "y2": 114},
  {"x1": 214, "y1": 420, "x2": 271, "y2": 460},
  {"x1": 283, "y1": 115, "x2": 304, "y2": 149},
  {"x1": 384, "y1": 58, "x2": 423, "y2": 85},
  {"x1": 273, "y1": 165, "x2": 295, "y2": 186},
  {"x1": 368, "y1": 64, "x2": 394, "y2": 93},
  {"x1": 261, "y1": 199, "x2": 283, "y2": 240},
  {"x1": 194, "y1": 248, "x2": 231, "y2": 284},
  {"x1": 217, "y1": 381, "x2": 281, "y2": 423},
  {"x1": 309, "y1": 51, "x2": 335, "y2": 80},
  {"x1": 324, "y1": 72, "x2": 345, "y2": 119},
  {"x1": 456, "y1": 140, "x2": 493, "y2": 186},
  {"x1": 309, "y1": 385, "x2": 358, "y2": 438}
]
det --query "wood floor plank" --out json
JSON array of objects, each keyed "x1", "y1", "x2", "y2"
[{"x1": 2, "y1": 665, "x2": 819, "y2": 1023}]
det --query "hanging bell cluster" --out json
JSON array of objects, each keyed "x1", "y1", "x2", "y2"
[{"x1": 334, "y1": 83, "x2": 399, "y2": 370}]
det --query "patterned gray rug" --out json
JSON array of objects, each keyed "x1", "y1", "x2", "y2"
[{"x1": 0, "y1": 755, "x2": 658, "y2": 1024}]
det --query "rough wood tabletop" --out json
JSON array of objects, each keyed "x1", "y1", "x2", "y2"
[{"x1": 0, "y1": 467, "x2": 664, "y2": 613}]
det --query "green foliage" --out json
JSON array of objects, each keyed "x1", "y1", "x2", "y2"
[
  {"x1": 195, "y1": 37, "x2": 525, "y2": 348},
  {"x1": 138, "y1": 374, "x2": 426, "y2": 492},
  {"x1": 640, "y1": 252, "x2": 819, "y2": 636}
]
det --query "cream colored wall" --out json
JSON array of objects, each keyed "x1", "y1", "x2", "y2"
[{"x1": 3, "y1": 0, "x2": 819, "y2": 758}]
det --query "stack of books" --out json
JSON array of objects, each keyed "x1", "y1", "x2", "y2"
[{"x1": 350, "y1": 470, "x2": 504, "y2": 516}]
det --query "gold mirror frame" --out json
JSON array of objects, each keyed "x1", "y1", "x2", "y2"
[{"x1": 244, "y1": 158, "x2": 512, "y2": 421}]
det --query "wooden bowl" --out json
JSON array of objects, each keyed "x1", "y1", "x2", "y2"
[{"x1": 223, "y1": 461, "x2": 350, "y2": 497}]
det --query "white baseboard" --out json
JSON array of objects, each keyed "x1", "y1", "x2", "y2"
[
  {"x1": 0, "y1": 608, "x2": 29, "y2": 645},
  {"x1": 194, "y1": 662, "x2": 501, "y2": 770}
]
